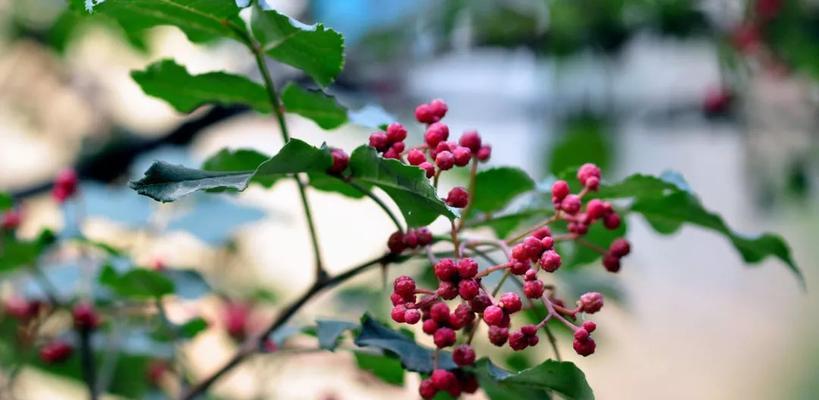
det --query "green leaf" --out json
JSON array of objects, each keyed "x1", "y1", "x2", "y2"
[
  {"x1": 468, "y1": 209, "x2": 551, "y2": 239},
  {"x1": 354, "y1": 314, "x2": 456, "y2": 373},
  {"x1": 0, "y1": 237, "x2": 40, "y2": 273},
  {"x1": 131, "y1": 139, "x2": 331, "y2": 202},
  {"x1": 308, "y1": 173, "x2": 366, "y2": 198},
  {"x1": 0, "y1": 192, "x2": 11, "y2": 211},
  {"x1": 353, "y1": 351, "x2": 405, "y2": 385},
  {"x1": 349, "y1": 146, "x2": 455, "y2": 227},
  {"x1": 129, "y1": 161, "x2": 254, "y2": 202},
  {"x1": 251, "y1": 7, "x2": 345, "y2": 86},
  {"x1": 99, "y1": 265, "x2": 175, "y2": 299},
  {"x1": 202, "y1": 148, "x2": 278, "y2": 188},
  {"x1": 548, "y1": 115, "x2": 612, "y2": 175},
  {"x1": 179, "y1": 317, "x2": 209, "y2": 338},
  {"x1": 131, "y1": 60, "x2": 271, "y2": 113},
  {"x1": 471, "y1": 167, "x2": 535, "y2": 214},
  {"x1": 475, "y1": 358, "x2": 594, "y2": 400},
  {"x1": 560, "y1": 220, "x2": 626, "y2": 268},
  {"x1": 281, "y1": 83, "x2": 347, "y2": 129},
  {"x1": 87, "y1": 0, "x2": 247, "y2": 44},
  {"x1": 316, "y1": 320, "x2": 358, "y2": 351}
]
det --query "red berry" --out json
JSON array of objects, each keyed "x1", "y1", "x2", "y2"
[
  {"x1": 4, "y1": 296, "x2": 39, "y2": 320},
  {"x1": 524, "y1": 280, "x2": 545, "y2": 299},
  {"x1": 434, "y1": 258, "x2": 458, "y2": 281},
  {"x1": 539, "y1": 250, "x2": 562, "y2": 272},
  {"x1": 452, "y1": 146, "x2": 472, "y2": 166},
  {"x1": 390, "y1": 293, "x2": 404, "y2": 305},
  {"x1": 510, "y1": 260, "x2": 529, "y2": 275},
  {"x1": 528, "y1": 335, "x2": 540, "y2": 346},
  {"x1": 393, "y1": 276, "x2": 416, "y2": 298},
  {"x1": 416, "y1": 228, "x2": 433, "y2": 246},
  {"x1": 461, "y1": 374, "x2": 479, "y2": 393},
  {"x1": 568, "y1": 221, "x2": 589, "y2": 235},
  {"x1": 40, "y1": 340, "x2": 73, "y2": 364},
  {"x1": 582, "y1": 320, "x2": 597, "y2": 332},
  {"x1": 511, "y1": 244, "x2": 529, "y2": 261},
  {"x1": 459, "y1": 130, "x2": 482, "y2": 152},
  {"x1": 415, "y1": 104, "x2": 437, "y2": 124},
  {"x1": 483, "y1": 305, "x2": 504, "y2": 326},
  {"x1": 53, "y1": 169, "x2": 78, "y2": 203},
  {"x1": 369, "y1": 132, "x2": 389, "y2": 151},
  {"x1": 147, "y1": 360, "x2": 168, "y2": 385},
  {"x1": 476, "y1": 145, "x2": 492, "y2": 162},
  {"x1": 579, "y1": 292, "x2": 604, "y2": 313},
  {"x1": 540, "y1": 236, "x2": 554, "y2": 250},
  {"x1": 391, "y1": 305, "x2": 407, "y2": 323},
  {"x1": 437, "y1": 281, "x2": 459, "y2": 300},
  {"x1": 435, "y1": 151, "x2": 455, "y2": 171},
  {"x1": 429, "y1": 99, "x2": 448, "y2": 120},
  {"x1": 602, "y1": 252, "x2": 621, "y2": 272},
  {"x1": 433, "y1": 327, "x2": 456, "y2": 348},
  {"x1": 603, "y1": 212, "x2": 621, "y2": 229},
  {"x1": 387, "y1": 231, "x2": 406, "y2": 254},
  {"x1": 445, "y1": 187, "x2": 469, "y2": 208},
  {"x1": 574, "y1": 328, "x2": 590, "y2": 340},
  {"x1": 450, "y1": 303, "x2": 475, "y2": 329},
  {"x1": 703, "y1": 87, "x2": 733, "y2": 115},
  {"x1": 552, "y1": 180, "x2": 570, "y2": 201},
  {"x1": 586, "y1": 199, "x2": 606, "y2": 220},
  {"x1": 390, "y1": 141, "x2": 405, "y2": 154},
  {"x1": 424, "y1": 122, "x2": 449, "y2": 147},
  {"x1": 422, "y1": 319, "x2": 439, "y2": 335},
  {"x1": 418, "y1": 162, "x2": 435, "y2": 178},
  {"x1": 419, "y1": 378, "x2": 438, "y2": 399},
  {"x1": 524, "y1": 269, "x2": 538, "y2": 281},
  {"x1": 72, "y1": 302, "x2": 100, "y2": 330},
  {"x1": 457, "y1": 258, "x2": 478, "y2": 279},
  {"x1": 402, "y1": 230, "x2": 419, "y2": 248},
  {"x1": 386, "y1": 122, "x2": 407, "y2": 143},
  {"x1": 521, "y1": 324, "x2": 537, "y2": 337},
  {"x1": 585, "y1": 176, "x2": 600, "y2": 191},
  {"x1": 469, "y1": 293, "x2": 491, "y2": 313},
  {"x1": 453, "y1": 344, "x2": 476, "y2": 366},
  {"x1": 532, "y1": 226, "x2": 552, "y2": 239},
  {"x1": 488, "y1": 325, "x2": 509, "y2": 346},
  {"x1": 1, "y1": 210, "x2": 22, "y2": 230},
  {"x1": 509, "y1": 331, "x2": 528, "y2": 350},
  {"x1": 223, "y1": 303, "x2": 250, "y2": 340},
  {"x1": 499, "y1": 293, "x2": 522, "y2": 313},
  {"x1": 577, "y1": 163, "x2": 601, "y2": 187},
  {"x1": 407, "y1": 148, "x2": 427, "y2": 165},
  {"x1": 561, "y1": 194, "x2": 581, "y2": 215},
  {"x1": 327, "y1": 148, "x2": 349, "y2": 175},
  {"x1": 431, "y1": 368, "x2": 456, "y2": 390},
  {"x1": 430, "y1": 302, "x2": 451, "y2": 323},
  {"x1": 610, "y1": 238, "x2": 631, "y2": 257},
  {"x1": 458, "y1": 279, "x2": 480, "y2": 300},
  {"x1": 404, "y1": 309, "x2": 421, "y2": 324},
  {"x1": 573, "y1": 337, "x2": 596, "y2": 356},
  {"x1": 522, "y1": 237, "x2": 544, "y2": 260},
  {"x1": 383, "y1": 148, "x2": 401, "y2": 160}
]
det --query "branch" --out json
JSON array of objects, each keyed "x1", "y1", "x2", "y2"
[
  {"x1": 78, "y1": 328, "x2": 98, "y2": 400},
  {"x1": 180, "y1": 253, "x2": 398, "y2": 400}
]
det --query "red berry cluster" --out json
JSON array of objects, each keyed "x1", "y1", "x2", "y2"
[
  {"x1": 52, "y1": 168, "x2": 78, "y2": 203},
  {"x1": 72, "y1": 302, "x2": 101, "y2": 331},
  {"x1": 387, "y1": 227, "x2": 433, "y2": 254},
  {"x1": 327, "y1": 147, "x2": 349, "y2": 175},
  {"x1": 1, "y1": 209, "x2": 22, "y2": 231},
  {"x1": 39, "y1": 340, "x2": 73, "y2": 363}
]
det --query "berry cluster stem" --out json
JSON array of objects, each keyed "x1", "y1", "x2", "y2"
[{"x1": 79, "y1": 327, "x2": 98, "y2": 400}]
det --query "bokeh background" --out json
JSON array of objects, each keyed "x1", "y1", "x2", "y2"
[{"x1": 1, "y1": 0, "x2": 818, "y2": 399}]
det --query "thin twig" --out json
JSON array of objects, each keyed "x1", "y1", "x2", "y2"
[
  {"x1": 79, "y1": 328, "x2": 98, "y2": 400},
  {"x1": 345, "y1": 180, "x2": 403, "y2": 233}
]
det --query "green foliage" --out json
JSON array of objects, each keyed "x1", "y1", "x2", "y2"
[
  {"x1": 474, "y1": 358, "x2": 594, "y2": 400},
  {"x1": 0, "y1": 230, "x2": 55, "y2": 273},
  {"x1": 471, "y1": 167, "x2": 535, "y2": 214},
  {"x1": 354, "y1": 314, "x2": 456, "y2": 373},
  {"x1": 281, "y1": 83, "x2": 348, "y2": 129},
  {"x1": 99, "y1": 264, "x2": 174, "y2": 299},
  {"x1": 316, "y1": 319, "x2": 357, "y2": 351},
  {"x1": 348, "y1": 146, "x2": 455, "y2": 227},
  {"x1": 353, "y1": 351, "x2": 405, "y2": 385},
  {"x1": 549, "y1": 116, "x2": 613, "y2": 175},
  {"x1": 130, "y1": 162, "x2": 254, "y2": 202},
  {"x1": 131, "y1": 60, "x2": 271, "y2": 113},
  {"x1": 0, "y1": 192, "x2": 12, "y2": 211},
  {"x1": 251, "y1": 6, "x2": 345, "y2": 86},
  {"x1": 179, "y1": 317, "x2": 209, "y2": 339}
]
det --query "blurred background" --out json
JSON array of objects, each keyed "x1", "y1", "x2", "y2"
[{"x1": 1, "y1": 0, "x2": 818, "y2": 399}]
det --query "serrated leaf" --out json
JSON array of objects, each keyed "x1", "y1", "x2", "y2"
[
  {"x1": 132, "y1": 60, "x2": 271, "y2": 113},
  {"x1": 131, "y1": 139, "x2": 331, "y2": 202},
  {"x1": 354, "y1": 351, "x2": 405, "y2": 385},
  {"x1": 475, "y1": 358, "x2": 594, "y2": 400},
  {"x1": 0, "y1": 192, "x2": 11, "y2": 211},
  {"x1": 354, "y1": 314, "x2": 456, "y2": 373},
  {"x1": 251, "y1": 7, "x2": 344, "y2": 86},
  {"x1": 349, "y1": 146, "x2": 455, "y2": 227},
  {"x1": 87, "y1": 0, "x2": 247, "y2": 44},
  {"x1": 281, "y1": 83, "x2": 347, "y2": 129},
  {"x1": 471, "y1": 167, "x2": 535, "y2": 214},
  {"x1": 202, "y1": 148, "x2": 278, "y2": 188},
  {"x1": 316, "y1": 320, "x2": 357, "y2": 351},
  {"x1": 99, "y1": 265, "x2": 175, "y2": 299}
]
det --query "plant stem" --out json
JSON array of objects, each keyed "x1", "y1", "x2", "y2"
[
  {"x1": 346, "y1": 180, "x2": 403, "y2": 233},
  {"x1": 180, "y1": 253, "x2": 398, "y2": 400},
  {"x1": 251, "y1": 45, "x2": 326, "y2": 280},
  {"x1": 456, "y1": 158, "x2": 479, "y2": 231},
  {"x1": 79, "y1": 328, "x2": 98, "y2": 400}
]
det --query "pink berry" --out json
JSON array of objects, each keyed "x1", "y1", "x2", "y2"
[
  {"x1": 431, "y1": 368, "x2": 456, "y2": 390},
  {"x1": 561, "y1": 194, "x2": 582, "y2": 215},
  {"x1": 457, "y1": 258, "x2": 479, "y2": 279},
  {"x1": 532, "y1": 226, "x2": 552, "y2": 239},
  {"x1": 539, "y1": 250, "x2": 562, "y2": 272},
  {"x1": 577, "y1": 163, "x2": 601, "y2": 186},
  {"x1": 404, "y1": 309, "x2": 421, "y2": 324},
  {"x1": 386, "y1": 122, "x2": 407, "y2": 143},
  {"x1": 416, "y1": 228, "x2": 433, "y2": 246},
  {"x1": 415, "y1": 104, "x2": 437, "y2": 124},
  {"x1": 582, "y1": 320, "x2": 597, "y2": 332},
  {"x1": 452, "y1": 146, "x2": 472, "y2": 166},
  {"x1": 579, "y1": 292, "x2": 604, "y2": 313},
  {"x1": 391, "y1": 305, "x2": 406, "y2": 323},
  {"x1": 402, "y1": 230, "x2": 418, "y2": 248},
  {"x1": 424, "y1": 122, "x2": 449, "y2": 147},
  {"x1": 586, "y1": 199, "x2": 606, "y2": 220},
  {"x1": 369, "y1": 132, "x2": 389, "y2": 151},
  {"x1": 509, "y1": 331, "x2": 528, "y2": 350},
  {"x1": 522, "y1": 237, "x2": 544, "y2": 260},
  {"x1": 476, "y1": 145, "x2": 492, "y2": 162},
  {"x1": 434, "y1": 258, "x2": 458, "y2": 281},
  {"x1": 435, "y1": 151, "x2": 455, "y2": 170},
  {"x1": 390, "y1": 141, "x2": 405, "y2": 154},
  {"x1": 524, "y1": 280, "x2": 545, "y2": 299},
  {"x1": 585, "y1": 176, "x2": 600, "y2": 190},
  {"x1": 540, "y1": 236, "x2": 554, "y2": 250},
  {"x1": 469, "y1": 293, "x2": 491, "y2": 313},
  {"x1": 445, "y1": 187, "x2": 469, "y2": 208},
  {"x1": 488, "y1": 325, "x2": 509, "y2": 346},
  {"x1": 483, "y1": 305, "x2": 504, "y2": 326},
  {"x1": 429, "y1": 99, "x2": 448, "y2": 120},
  {"x1": 418, "y1": 162, "x2": 435, "y2": 178},
  {"x1": 458, "y1": 279, "x2": 480, "y2": 300},
  {"x1": 499, "y1": 293, "x2": 522, "y2": 313},
  {"x1": 1, "y1": 210, "x2": 21, "y2": 230},
  {"x1": 407, "y1": 148, "x2": 427, "y2": 165},
  {"x1": 602, "y1": 253, "x2": 621, "y2": 272},
  {"x1": 524, "y1": 269, "x2": 538, "y2": 281},
  {"x1": 573, "y1": 337, "x2": 596, "y2": 356},
  {"x1": 450, "y1": 303, "x2": 475, "y2": 329},
  {"x1": 568, "y1": 221, "x2": 589, "y2": 235},
  {"x1": 327, "y1": 148, "x2": 349, "y2": 175},
  {"x1": 383, "y1": 147, "x2": 401, "y2": 160},
  {"x1": 430, "y1": 302, "x2": 451, "y2": 323},
  {"x1": 610, "y1": 238, "x2": 631, "y2": 257},
  {"x1": 552, "y1": 180, "x2": 570, "y2": 201},
  {"x1": 603, "y1": 212, "x2": 621, "y2": 229},
  {"x1": 419, "y1": 379, "x2": 438, "y2": 399},
  {"x1": 511, "y1": 244, "x2": 529, "y2": 261},
  {"x1": 574, "y1": 328, "x2": 590, "y2": 340},
  {"x1": 72, "y1": 302, "x2": 100, "y2": 330},
  {"x1": 437, "y1": 281, "x2": 459, "y2": 300},
  {"x1": 4, "y1": 297, "x2": 38, "y2": 320},
  {"x1": 433, "y1": 327, "x2": 456, "y2": 348},
  {"x1": 453, "y1": 344, "x2": 476, "y2": 366},
  {"x1": 422, "y1": 319, "x2": 439, "y2": 334},
  {"x1": 459, "y1": 130, "x2": 482, "y2": 152},
  {"x1": 387, "y1": 231, "x2": 406, "y2": 254},
  {"x1": 390, "y1": 293, "x2": 404, "y2": 305},
  {"x1": 393, "y1": 276, "x2": 416, "y2": 298},
  {"x1": 510, "y1": 260, "x2": 529, "y2": 275},
  {"x1": 53, "y1": 168, "x2": 78, "y2": 202},
  {"x1": 40, "y1": 340, "x2": 73, "y2": 364}
]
